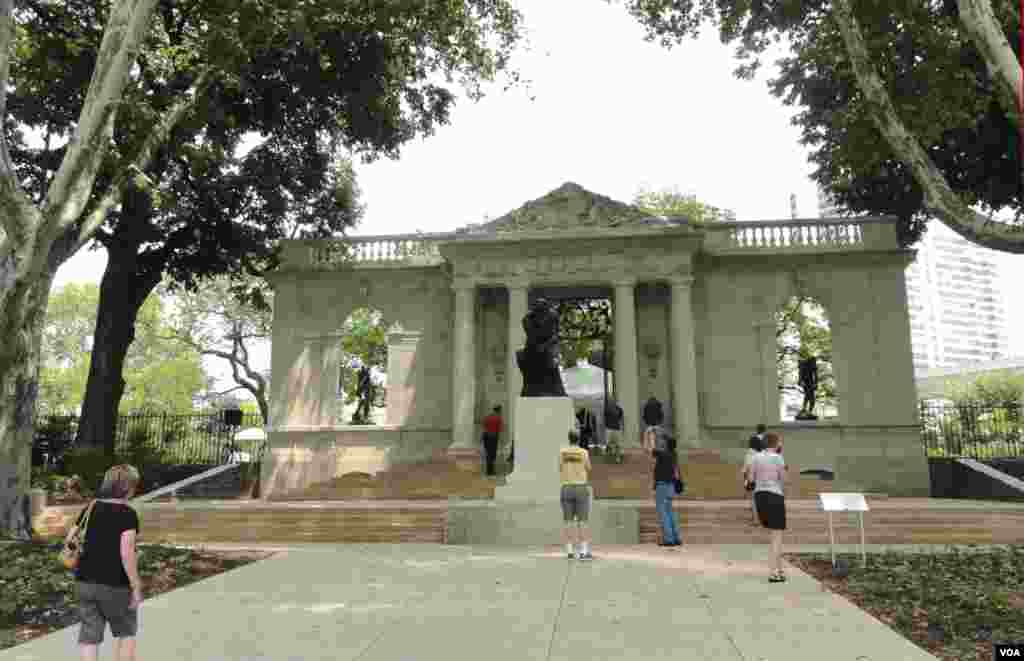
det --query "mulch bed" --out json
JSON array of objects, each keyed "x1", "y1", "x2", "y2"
[
  {"x1": 0, "y1": 542, "x2": 273, "y2": 650},
  {"x1": 786, "y1": 547, "x2": 1024, "y2": 661}
]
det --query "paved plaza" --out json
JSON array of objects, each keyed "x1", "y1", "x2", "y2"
[{"x1": 3, "y1": 544, "x2": 940, "y2": 661}]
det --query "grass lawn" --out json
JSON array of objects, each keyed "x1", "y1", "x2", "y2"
[
  {"x1": 786, "y1": 546, "x2": 1024, "y2": 661},
  {"x1": 0, "y1": 541, "x2": 273, "y2": 650}
]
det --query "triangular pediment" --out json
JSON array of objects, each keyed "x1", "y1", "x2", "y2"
[{"x1": 467, "y1": 182, "x2": 668, "y2": 233}]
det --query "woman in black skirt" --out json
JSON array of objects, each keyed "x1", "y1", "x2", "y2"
[{"x1": 744, "y1": 431, "x2": 788, "y2": 582}]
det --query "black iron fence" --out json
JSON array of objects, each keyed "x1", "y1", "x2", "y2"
[
  {"x1": 33, "y1": 412, "x2": 267, "y2": 467},
  {"x1": 919, "y1": 401, "x2": 1024, "y2": 459}
]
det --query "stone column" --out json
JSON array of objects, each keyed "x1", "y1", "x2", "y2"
[
  {"x1": 669, "y1": 277, "x2": 700, "y2": 448},
  {"x1": 506, "y1": 281, "x2": 528, "y2": 445},
  {"x1": 318, "y1": 338, "x2": 341, "y2": 427},
  {"x1": 613, "y1": 279, "x2": 640, "y2": 447},
  {"x1": 450, "y1": 280, "x2": 477, "y2": 449},
  {"x1": 385, "y1": 324, "x2": 421, "y2": 426},
  {"x1": 755, "y1": 319, "x2": 781, "y2": 425}
]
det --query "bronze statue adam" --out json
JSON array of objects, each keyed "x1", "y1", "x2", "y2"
[
  {"x1": 795, "y1": 355, "x2": 819, "y2": 420},
  {"x1": 516, "y1": 297, "x2": 567, "y2": 397}
]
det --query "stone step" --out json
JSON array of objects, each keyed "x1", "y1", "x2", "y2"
[
  {"x1": 34, "y1": 499, "x2": 1024, "y2": 545},
  {"x1": 279, "y1": 459, "x2": 499, "y2": 501},
  {"x1": 639, "y1": 502, "x2": 1024, "y2": 545},
  {"x1": 590, "y1": 449, "x2": 835, "y2": 499}
]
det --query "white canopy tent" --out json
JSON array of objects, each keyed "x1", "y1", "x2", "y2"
[
  {"x1": 560, "y1": 360, "x2": 614, "y2": 445},
  {"x1": 229, "y1": 426, "x2": 267, "y2": 462}
]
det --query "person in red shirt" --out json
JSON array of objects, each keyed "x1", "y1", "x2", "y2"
[{"x1": 481, "y1": 405, "x2": 503, "y2": 476}]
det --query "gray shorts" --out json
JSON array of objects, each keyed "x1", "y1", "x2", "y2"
[
  {"x1": 560, "y1": 484, "x2": 591, "y2": 522},
  {"x1": 77, "y1": 581, "x2": 138, "y2": 644}
]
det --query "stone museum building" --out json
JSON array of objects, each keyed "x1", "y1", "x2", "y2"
[{"x1": 261, "y1": 183, "x2": 929, "y2": 501}]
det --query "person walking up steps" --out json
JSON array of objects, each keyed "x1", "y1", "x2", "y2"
[
  {"x1": 481, "y1": 405, "x2": 503, "y2": 476},
  {"x1": 742, "y1": 424, "x2": 766, "y2": 525},
  {"x1": 559, "y1": 430, "x2": 593, "y2": 560},
  {"x1": 745, "y1": 432, "x2": 789, "y2": 583},
  {"x1": 653, "y1": 435, "x2": 682, "y2": 547}
]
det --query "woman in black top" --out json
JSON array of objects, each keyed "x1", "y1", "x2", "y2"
[
  {"x1": 72, "y1": 464, "x2": 143, "y2": 661},
  {"x1": 652, "y1": 436, "x2": 682, "y2": 547}
]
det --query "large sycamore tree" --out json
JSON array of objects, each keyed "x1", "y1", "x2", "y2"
[
  {"x1": 613, "y1": 0, "x2": 1023, "y2": 252},
  {"x1": 0, "y1": 0, "x2": 161, "y2": 539},
  {"x1": 0, "y1": 0, "x2": 525, "y2": 538}
]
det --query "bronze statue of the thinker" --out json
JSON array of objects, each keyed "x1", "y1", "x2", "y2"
[{"x1": 515, "y1": 298, "x2": 567, "y2": 397}]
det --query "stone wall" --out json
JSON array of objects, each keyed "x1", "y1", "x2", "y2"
[
  {"x1": 703, "y1": 424, "x2": 929, "y2": 496},
  {"x1": 697, "y1": 253, "x2": 918, "y2": 430},
  {"x1": 260, "y1": 426, "x2": 452, "y2": 499},
  {"x1": 269, "y1": 267, "x2": 453, "y2": 430}
]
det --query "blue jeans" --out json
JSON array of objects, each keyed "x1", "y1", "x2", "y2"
[{"x1": 654, "y1": 481, "x2": 681, "y2": 544}]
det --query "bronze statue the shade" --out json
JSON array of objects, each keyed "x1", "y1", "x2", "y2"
[
  {"x1": 795, "y1": 355, "x2": 819, "y2": 420},
  {"x1": 516, "y1": 297, "x2": 567, "y2": 397}
]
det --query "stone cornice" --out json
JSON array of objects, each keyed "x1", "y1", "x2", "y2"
[
  {"x1": 667, "y1": 275, "x2": 695, "y2": 287},
  {"x1": 298, "y1": 333, "x2": 347, "y2": 342},
  {"x1": 386, "y1": 330, "x2": 421, "y2": 347},
  {"x1": 449, "y1": 251, "x2": 689, "y2": 287},
  {"x1": 705, "y1": 248, "x2": 915, "y2": 269},
  {"x1": 437, "y1": 223, "x2": 702, "y2": 248}
]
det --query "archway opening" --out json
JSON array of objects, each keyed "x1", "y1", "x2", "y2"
[
  {"x1": 337, "y1": 307, "x2": 388, "y2": 425},
  {"x1": 775, "y1": 296, "x2": 837, "y2": 421},
  {"x1": 556, "y1": 296, "x2": 616, "y2": 452}
]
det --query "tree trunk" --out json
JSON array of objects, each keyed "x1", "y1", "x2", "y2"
[
  {"x1": 0, "y1": 268, "x2": 54, "y2": 540},
  {"x1": 75, "y1": 243, "x2": 161, "y2": 459},
  {"x1": 256, "y1": 395, "x2": 269, "y2": 427}
]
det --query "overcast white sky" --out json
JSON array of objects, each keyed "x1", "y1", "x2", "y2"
[{"x1": 49, "y1": 0, "x2": 1023, "y2": 388}]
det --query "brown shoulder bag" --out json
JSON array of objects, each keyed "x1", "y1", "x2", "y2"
[{"x1": 60, "y1": 500, "x2": 97, "y2": 570}]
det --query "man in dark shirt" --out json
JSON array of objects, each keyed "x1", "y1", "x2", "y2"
[
  {"x1": 604, "y1": 401, "x2": 623, "y2": 450},
  {"x1": 643, "y1": 397, "x2": 664, "y2": 427},
  {"x1": 749, "y1": 424, "x2": 767, "y2": 452},
  {"x1": 652, "y1": 436, "x2": 682, "y2": 547}
]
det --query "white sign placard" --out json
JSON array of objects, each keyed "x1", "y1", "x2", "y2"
[{"x1": 819, "y1": 492, "x2": 869, "y2": 512}]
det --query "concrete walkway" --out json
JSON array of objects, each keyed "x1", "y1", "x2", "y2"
[{"x1": 3, "y1": 545, "x2": 939, "y2": 661}]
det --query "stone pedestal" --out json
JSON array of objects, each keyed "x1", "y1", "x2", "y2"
[
  {"x1": 446, "y1": 501, "x2": 639, "y2": 545},
  {"x1": 497, "y1": 397, "x2": 575, "y2": 502}
]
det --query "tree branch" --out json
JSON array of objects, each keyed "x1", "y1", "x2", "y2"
[
  {"x1": 64, "y1": 67, "x2": 215, "y2": 257},
  {"x1": 0, "y1": 0, "x2": 39, "y2": 244},
  {"x1": 956, "y1": 0, "x2": 1022, "y2": 131},
  {"x1": 832, "y1": 0, "x2": 1024, "y2": 253},
  {"x1": 39, "y1": 0, "x2": 161, "y2": 243},
  {"x1": 209, "y1": 384, "x2": 248, "y2": 397}
]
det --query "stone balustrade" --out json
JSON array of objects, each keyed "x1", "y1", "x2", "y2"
[
  {"x1": 285, "y1": 218, "x2": 900, "y2": 270},
  {"x1": 705, "y1": 217, "x2": 899, "y2": 255},
  {"x1": 306, "y1": 234, "x2": 448, "y2": 269}
]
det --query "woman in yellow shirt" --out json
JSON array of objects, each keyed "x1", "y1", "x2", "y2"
[{"x1": 559, "y1": 431, "x2": 592, "y2": 560}]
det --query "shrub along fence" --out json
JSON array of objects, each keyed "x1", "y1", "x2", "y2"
[
  {"x1": 919, "y1": 400, "x2": 1023, "y2": 459},
  {"x1": 33, "y1": 411, "x2": 266, "y2": 468}
]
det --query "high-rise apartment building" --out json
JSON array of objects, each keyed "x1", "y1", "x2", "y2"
[{"x1": 817, "y1": 190, "x2": 1010, "y2": 375}]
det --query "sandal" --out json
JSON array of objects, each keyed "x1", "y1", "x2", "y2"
[{"x1": 769, "y1": 572, "x2": 787, "y2": 583}]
